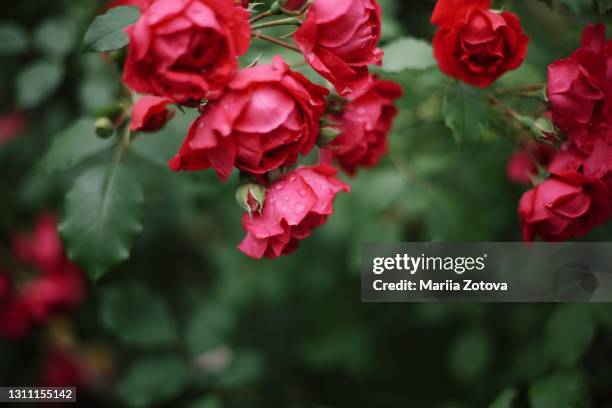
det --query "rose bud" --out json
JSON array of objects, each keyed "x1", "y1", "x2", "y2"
[
  {"x1": 547, "y1": 24, "x2": 612, "y2": 153},
  {"x1": 295, "y1": 0, "x2": 383, "y2": 97},
  {"x1": 130, "y1": 96, "x2": 174, "y2": 132},
  {"x1": 431, "y1": 0, "x2": 529, "y2": 88},
  {"x1": 327, "y1": 76, "x2": 402, "y2": 175},
  {"x1": 238, "y1": 165, "x2": 349, "y2": 259},
  {"x1": 169, "y1": 56, "x2": 328, "y2": 181},
  {"x1": 519, "y1": 176, "x2": 609, "y2": 242},
  {"x1": 236, "y1": 183, "x2": 266, "y2": 216},
  {"x1": 123, "y1": 0, "x2": 252, "y2": 103}
]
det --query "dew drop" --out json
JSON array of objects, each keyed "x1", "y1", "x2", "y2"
[
  {"x1": 294, "y1": 203, "x2": 306, "y2": 214},
  {"x1": 298, "y1": 189, "x2": 307, "y2": 198}
]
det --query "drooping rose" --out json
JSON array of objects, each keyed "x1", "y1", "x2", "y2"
[
  {"x1": 547, "y1": 24, "x2": 612, "y2": 153},
  {"x1": 239, "y1": 165, "x2": 349, "y2": 259},
  {"x1": 123, "y1": 0, "x2": 252, "y2": 103},
  {"x1": 170, "y1": 56, "x2": 329, "y2": 180},
  {"x1": 295, "y1": 0, "x2": 383, "y2": 97},
  {"x1": 328, "y1": 76, "x2": 402, "y2": 175},
  {"x1": 506, "y1": 143, "x2": 555, "y2": 185},
  {"x1": 431, "y1": 0, "x2": 529, "y2": 88},
  {"x1": 519, "y1": 176, "x2": 609, "y2": 242},
  {"x1": 130, "y1": 96, "x2": 174, "y2": 132}
]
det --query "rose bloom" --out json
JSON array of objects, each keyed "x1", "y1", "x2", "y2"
[
  {"x1": 0, "y1": 214, "x2": 85, "y2": 341},
  {"x1": 123, "y1": 0, "x2": 251, "y2": 103},
  {"x1": 547, "y1": 24, "x2": 612, "y2": 153},
  {"x1": 130, "y1": 96, "x2": 174, "y2": 132},
  {"x1": 506, "y1": 143, "x2": 555, "y2": 185},
  {"x1": 170, "y1": 56, "x2": 329, "y2": 180},
  {"x1": 431, "y1": 0, "x2": 528, "y2": 88},
  {"x1": 239, "y1": 165, "x2": 349, "y2": 259},
  {"x1": 519, "y1": 174, "x2": 609, "y2": 242},
  {"x1": 328, "y1": 76, "x2": 402, "y2": 175},
  {"x1": 295, "y1": 0, "x2": 383, "y2": 97},
  {"x1": 40, "y1": 347, "x2": 90, "y2": 387}
]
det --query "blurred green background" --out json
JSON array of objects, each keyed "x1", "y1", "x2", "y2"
[{"x1": 1, "y1": 0, "x2": 612, "y2": 406}]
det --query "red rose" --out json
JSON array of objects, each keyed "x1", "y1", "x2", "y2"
[
  {"x1": 40, "y1": 348, "x2": 89, "y2": 387},
  {"x1": 123, "y1": 0, "x2": 251, "y2": 103},
  {"x1": 519, "y1": 176, "x2": 609, "y2": 242},
  {"x1": 431, "y1": 0, "x2": 528, "y2": 88},
  {"x1": 103, "y1": 0, "x2": 152, "y2": 12},
  {"x1": 281, "y1": 0, "x2": 308, "y2": 12},
  {"x1": 328, "y1": 76, "x2": 402, "y2": 175},
  {"x1": 0, "y1": 298, "x2": 31, "y2": 341},
  {"x1": 547, "y1": 24, "x2": 612, "y2": 153},
  {"x1": 506, "y1": 143, "x2": 554, "y2": 185},
  {"x1": 170, "y1": 56, "x2": 329, "y2": 180},
  {"x1": 295, "y1": 0, "x2": 383, "y2": 97},
  {"x1": 0, "y1": 112, "x2": 27, "y2": 145},
  {"x1": 130, "y1": 96, "x2": 174, "y2": 132},
  {"x1": 239, "y1": 165, "x2": 349, "y2": 259},
  {"x1": 13, "y1": 214, "x2": 66, "y2": 275}
]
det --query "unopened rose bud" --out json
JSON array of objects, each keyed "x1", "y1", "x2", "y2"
[
  {"x1": 518, "y1": 115, "x2": 557, "y2": 144},
  {"x1": 236, "y1": 183, "x2": 267, "y2": 216},
  {"x1": 317, "y1": 126, "x2": 341, "y2": 147},
  {"x1": 94, "y1": 117, "x2": 115, "y2": 139}
]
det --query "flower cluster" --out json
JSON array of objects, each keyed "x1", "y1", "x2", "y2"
[
  {"x1": 119, "y1": 0, "x2": 401, "y2": 258},
  {"x1": 516, "y1": 25, "x2": 612, "y2": 242},
  {"x1": 0, "y1": 214, "x2": 84, "y2": 340}
]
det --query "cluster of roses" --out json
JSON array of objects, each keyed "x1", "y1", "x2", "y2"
[
  {"x1": 512, "y1": 25, "x2": 612, "y2": 242},
  {"x1": 0, "y1": 214, "x2": 84, "y2": 340},
  {"x1": 118, "y1": 0, "x2": 402, "y2": 258}
]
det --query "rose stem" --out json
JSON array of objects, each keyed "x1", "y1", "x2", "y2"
[
  {"x1": 252, "y1": 32, "x2": 301, "y2": 53},
  {"x1": 493, "y1": 84, "x2": 545, "y2": 96},
  {"x1": 251, "y1": 18, "x2": 301, "y2": 30},
  {"x1": 250, "y1": 10, "x2": 272, "y2": 23}
]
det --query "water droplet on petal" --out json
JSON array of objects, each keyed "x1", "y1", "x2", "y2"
[
  {"x1": 274, "y1": 184, "x2": 284, "y2": 191},
  {"x1": 294, "y1": 203, "x2": 306, "y2": 214},
  {"x1": 283, "y1": 195, "x2": 290, "y2": 202},
  {"x1": 289, "y1": 176, "x2": 297, "y2": 182},
  {"x1": 298, "y1": 189, "x2": 307, "y2": 198}
]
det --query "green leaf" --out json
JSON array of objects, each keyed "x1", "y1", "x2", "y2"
[
  {"x1": 534, "y1": 0, "x2": 552, "y2": 7},
  {"x1": 59, "y1": 164, "x2": 144, "y2": 280},
  {"x1": 100, "y1": 281, "x2": 177, "y2": 347},
  {"x1": 40, "y1": 119, "x2": 114, "y2": 175},
  {"x1": 34, "y1": 17, "x2": 77, "y2": 57},
  {"x1": 0, "y1": 23, "x2": 28, "y2": 56},
  {"x1": 448, "y1": 328, "x2": 492, "y2": 382},
  {"x1": 17, "y1": 61, "x2": 64, "y2": 108},
  {"x1": 116, "y1": 355, "x2": 191, "y2": 408},
  {"x1": 82, "y1": 6, "x2": 140, "y2": 53},
  {"x1": 187, "y1": 397, "x2": 223, "y2": 408},
  {"x1": 545, "y1": 305, "x2": 595, "y2": 367},
  {"x1": 185, "y1": 303, "x2": 236, "y2": 356},
  {"x1": 598, "y1": 0, "x2": 612, "y2": 12},
  {"x1": 558, "y1": 0, "x2": 592, "y2": 14},
  {"x1": 382, "y1": 37, "x2": 435, "y2": 73},
  {"x1": 442, "y1": 81, "x2": 488, "y2": 143},
  {"x1": 529, "y1": 371, "x2": 589, "y2": 408},
  {"x1": 489, "y1": 389, "x2": 517, "y2": 408}
]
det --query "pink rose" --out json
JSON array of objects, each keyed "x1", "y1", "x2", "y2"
[
  {"x1": 123, "y1": 0, "x2": 251, "y2": 103},
  {"x1": 239, "y1": 165, "x2": 349, "y2": 259},
  {"x1": 170, "y1": 56, "x2": 329, "y2": 180},
  {"x1": 295, "y1": 0, "x2": 383, "y2": 97}
]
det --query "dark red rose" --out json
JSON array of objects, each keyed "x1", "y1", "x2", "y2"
[
  {"x1": 170, "y1": 56, "x2": 329, "y2": 180},
  {"x1": 281, "y1": 0, "x2": 308, "y2": 12},
  {"x1": 40, "y1": 348, "x2": 89, "y2": 387},
  {"x1": 130, "y1": 96, "x2": 174, "y2": 132},
  {"x1": 123, "y1": 0, "x2": 252, "y2": 103},
  {"x1": 506, "y1": 143, "x2": 555, "y2": 185},
  {"x1": 0, "y1": 298, "x2": 31, "y2": 341},
  {"x1": 0, "y1": 112, "x2": 27, "y2": 145},
  {"x1": 295, "y1": 0, "x2": 383, "y2": 97},
  {"x1": 328, "y1": 76, "x2": 402, "y2": 175},
  {"x1": 519, "y1": 175, "x2": 609, "y2": 242},
  {"x1": 431, "y1": 0, "x2": 529, "y2": 88},
  {"x1": 547, "y1": 24, "x2": 612, "y2": 153},
  {"x1": 239, "y1": 165, "x2": 349, "y2": 259}
]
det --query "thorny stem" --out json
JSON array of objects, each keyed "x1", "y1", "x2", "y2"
[
  {"x1": 250, "y1": 10, "x2": 272, "y2": 23},
  {"x1": 488, "y1": 94, "x2": 523, "y2": 122},
  {"x1": 252, "y1": 31, "x2": 301, "y2": 53}
]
